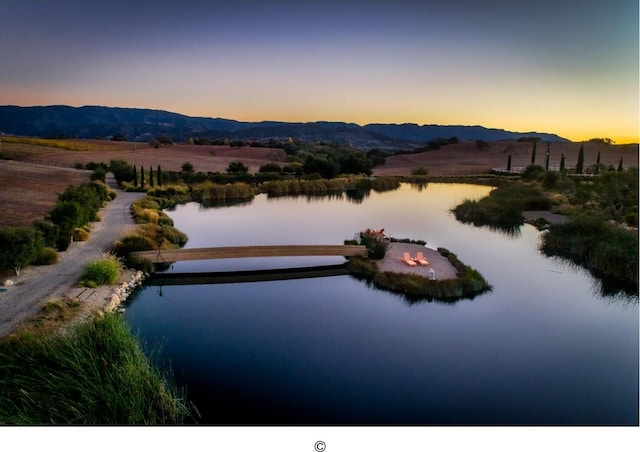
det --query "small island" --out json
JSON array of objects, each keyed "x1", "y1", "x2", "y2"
[{"x1": 345, "y1": 229, "x2": 491, "y2": 302}]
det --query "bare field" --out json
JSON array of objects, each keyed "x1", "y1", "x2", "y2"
[
  {"x1": 1, "y1": 141, "x2": 287, "y2": 174},
  {"x1": 0, "y1": 160, "x2": 90, "y2": 227}
]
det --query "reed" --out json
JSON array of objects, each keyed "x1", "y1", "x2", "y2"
[
  {"x1": 0, "y1": 313, "x2": 191, "y2": 424},
  {"x1": 541, "y1": 215, "x2": 638, "y2": 286},
  {"x1": 452, "y1": 181, "x2": 551, "y2": 230}
]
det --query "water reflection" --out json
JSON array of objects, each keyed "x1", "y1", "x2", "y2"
[{"x1": 124, "y1": 183, "x2": 638, "y2": 425}]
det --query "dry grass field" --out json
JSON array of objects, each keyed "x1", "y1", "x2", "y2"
[
  {"x1": 374, "y1": 140, "x2": 638, "y2": 176},
  {"x1": 0, "y1": 139, "x2": 287, "y2": 174},
  {"x1": 0, "y1": 138, "x2": 636, "y2": 228},
  {"x1": 0, "y1": 160, "x2": 90, "y2": 227}
]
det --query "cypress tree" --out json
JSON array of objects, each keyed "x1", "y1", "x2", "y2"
[
  {"x1": 576, "y1": 145, "x2": 584, "y2": 174},
  {"x1": 133, "y1": 165, "x2": 138, "y2": 187},
  {"x1": 618, "y1": 157, "x2": 623, "y2": 172},
  {"x1": 560, "y1": 154, "x2": 565, "y2": 172},
  {"x1": 507, "y1": 155, "x2": 512, "y2": 171},
  {"x1": 140, "y1": 165, "x2": 145, "y2": 187},
  {"x1": 157, "y1": 165, "x2": 162, "y2": 186},
  {"x1": 531, "y1": 141, "x2": 537, "y2": 164},
  {"x1": 545, "y1": 142, "x2": 550, "y2": 170},
  {"x1": 149, "y1": 165, "x2": 154, "y2": 187},
  {"x1": 595, "y1": 151, "x2": 601, "y2": 174}
]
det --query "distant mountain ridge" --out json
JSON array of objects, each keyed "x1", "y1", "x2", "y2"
[{"x1": 0, "y1": 105, "x2": 569, "y2": 149}]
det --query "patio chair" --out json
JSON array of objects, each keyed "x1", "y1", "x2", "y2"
[
  {"x1": 414, "y1": 251, "x2": 429, "y2": 266},
  {"x1": 402, "y1": 252, "x2": 417, "y2": 267}
]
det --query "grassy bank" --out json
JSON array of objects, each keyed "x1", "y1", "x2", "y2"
[
  {"x1": 452, "y1": 180, "x2": 551, "y2": 231},
  {"x1": 451, "y1": 167, "x2": 638, "y2": 291},
  {"x1": 540, "y1": 215, "x2": 638, "y2": 288},
  {"x1": 0, "y1": 313, "x2": 192, "y2": 424}
]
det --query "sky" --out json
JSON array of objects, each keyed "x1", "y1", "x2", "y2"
[{"x1": 0, "y1": 0, "x2": 638, "y2": 143}]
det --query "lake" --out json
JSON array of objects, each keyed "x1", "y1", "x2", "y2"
[{"x1": 123, "y1": 183, "x2": 638, "y2": 425}]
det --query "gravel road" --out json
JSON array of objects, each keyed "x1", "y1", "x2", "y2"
[{"x1": 0, "y1": 176, "x2": 144, "y2": 338}]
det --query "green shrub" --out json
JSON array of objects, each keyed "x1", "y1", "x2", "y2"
[
  {"x1": 411, "y1": 166, "x2": 429, "y2": 176},
  {"x1": 0, "y1": 226, "x2": 44, "y2": 275},
  {"x1": 80, "y1": 254, "x2": 121, "y2": 286},
  {"x1": 32, "y1": 247, "x2": 59, "y2": 266},
  {"x1": 522, "y1": 164, "x2": 546, "y2": 180}
]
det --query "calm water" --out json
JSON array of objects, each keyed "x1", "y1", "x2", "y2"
[{"x1": 124, "y1": 184, "x2": 639, "y2": 425}]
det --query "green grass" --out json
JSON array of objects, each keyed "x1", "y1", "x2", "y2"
[
  {"x1": 541, "y1": 215, "x2": 638, "y2": 288},
  {"x1": 452, "y1": 181, "x2": 551, "y2": 231},
  {"x1": 0, "y1": 313, "x2": 192, "y2": 424},
  {"x1": 80, "y1": 254, "x2": 121, "y2": 286}
]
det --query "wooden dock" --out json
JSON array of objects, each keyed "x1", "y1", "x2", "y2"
[{"x1": 130, "y1": 244, "x2": 368, "y2": 264}]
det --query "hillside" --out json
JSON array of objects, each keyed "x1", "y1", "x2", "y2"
[{"x1": 0, "y1": 105, "x2": 569, "y2": 150}]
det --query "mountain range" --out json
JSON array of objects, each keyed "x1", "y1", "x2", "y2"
[{"x1": 0, "y1": 105, "x2": 569, "y2": 150}]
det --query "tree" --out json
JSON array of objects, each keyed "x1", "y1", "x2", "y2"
[
  {"x1": 545, "y1": 142, "x2": 550, "y2": 170},
  {"x1": 0, "y1": 226, "x2": 44, "y2": 275},
  {"x1": 149, "y1": 165, "x2": 154, "y2": 187},
  {"x1": 560, "y1": 154, "x2": 565, "y2": 172},
  {"x1": 595, "y1": 152, "x2": 601, "y2": 174},
  {"x1": 157, "y1": 165, "x2": 162, "y2": 186},
  {"x1": 226, "y1": 161, "x2": 249, "y2": 175},
  {"x1": 507, "y1": 155, "x2": 512, "y2": 171},
  {"x1": 303, "y1": 155, "x2": 340, "y2": 179},
  {"x1": 140, "y1": 165, "x2": 145, "y2": 187},
  {"x1": 181, "y1": 162, "x2": 194, "y2": 173},
  {"x1": 259, "y1": 163, "x2": 283, "y2": 173},
  {"x1": 576, "y1": 145, "x2": 584, "y2": 174},
  {"x1": 617, "y1": 157, "x2": 623, "y2": 172},
  {"x1": 133, "y1": 165, "x2": 138, "y2": 187},
  {"x1": 109, "y1": 159, "x2": 133, "y2": 185},
  {"x1": 156, "y1": 135, "x2": 173, "y2": 146},
  {"x1": 111, "y1": 132, "x2": 127, "y2": 141},
  {"x1": 339, "y1": 152, "x2": 372, "y2": 175},
  {"x1": 531, "y1": 141, "x2": 537, "y2": 164}
]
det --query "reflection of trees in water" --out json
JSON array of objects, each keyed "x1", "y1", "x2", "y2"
[{"x1": 409, "y1": 182, "x2": 429, "y2": 192}]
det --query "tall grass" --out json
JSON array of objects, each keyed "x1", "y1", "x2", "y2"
[
  {"x1": 191, "y1": 181, "x2": 255, "y2": 205},
  {"x1": 452, "y1": 181, "x2": 551, "y2": 230},
  {"x1": 80, "y1": 253, "x2": 122, "y2": 286},
  {"x1": 0, "y1": 313, "x2": 192, "y2": 424},
  {"x1": 262, "y1": 176, "x2": 400, "y2": 197},
  {"x1": 541, "y1": 215, "x2": 638, "y2": 287}
]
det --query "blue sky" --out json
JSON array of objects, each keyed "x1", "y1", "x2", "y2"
[{"x1": 1, "y1": 0, "x2": 638, "y2": 142}]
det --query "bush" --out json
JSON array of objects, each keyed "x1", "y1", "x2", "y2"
[
  {"x1": 32, "y1": 247, "x2": 59, "y2": 266},
  {"x1": 72, "y1": 228, "x2": 90, "y2": 242},
  {"x1": 522, "y1": 164, "x2": 546, "y2": 181},
  {"x1": 0, "y1": 226, "x2": 44, "y2": 275},
  {"x1": 80, "y1": 254, "x2": 121, "y2": 286},
  {"x1": 411, "y1": 166, "x2": 429, "y2": 176}
]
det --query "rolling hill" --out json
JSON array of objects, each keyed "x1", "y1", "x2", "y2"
[{"x1": 0, "y1": 105, "x2": 569, "y2": 150}]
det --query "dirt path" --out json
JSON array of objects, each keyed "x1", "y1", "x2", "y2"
[{"x1": 0, "y1": 176, "x2": 145, "y2": 338}]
